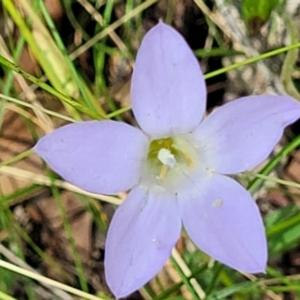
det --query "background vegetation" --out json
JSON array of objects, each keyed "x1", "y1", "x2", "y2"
[{"x1": 1, "y1": 0, "x2": 300, "y2": 299}]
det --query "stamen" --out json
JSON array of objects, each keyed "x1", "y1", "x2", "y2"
[
  {"x1": 159, "y1": 164, "x2": 168, "y2": 179},
  {"x1": 172, "y1": 144, "x2": 194, "y2": 169},
  {"x1": 179, "y1": 149, "x2": 194, "y2": 169}
]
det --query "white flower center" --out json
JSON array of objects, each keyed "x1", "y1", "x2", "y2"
[{"x1": 142, "y1": 135, "x2": 200, "y2": 190}]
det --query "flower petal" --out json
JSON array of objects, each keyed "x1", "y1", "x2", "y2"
[
  {"x1": 131, "y1": 22, "x2": 206, "y2": 137},
  {"x1": 34, "y1": 121, "x2": 148, "y2": 194},
  {"x1": 105, "y1": 185, "x2": 181, "y2": 299},
  {"x1": 178, "y1": 173, "x2": 267, "y2": 273},
  {"x1": 193, "y1": 95, "x2": 300, "y2": 174}
]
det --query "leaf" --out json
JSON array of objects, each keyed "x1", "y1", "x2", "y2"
[
  {"x1": 242, "y1": 0, "x2": 280, "y2": 33},
  {"x1": 265, "y1": 204, "x2": 300, "y2": 255}
]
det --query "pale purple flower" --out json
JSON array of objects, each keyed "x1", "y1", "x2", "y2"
[{"x1": 34, "y1": 23, "x2": 300, "y2": 299}]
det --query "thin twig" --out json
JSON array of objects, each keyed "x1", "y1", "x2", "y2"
[{"x1": 0, "y1": 165, "x2": 124, "y2": 205}]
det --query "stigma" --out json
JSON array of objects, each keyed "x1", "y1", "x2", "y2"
[{"x1": 158, "y1": 148, "x2": 176, "y2": 168}]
